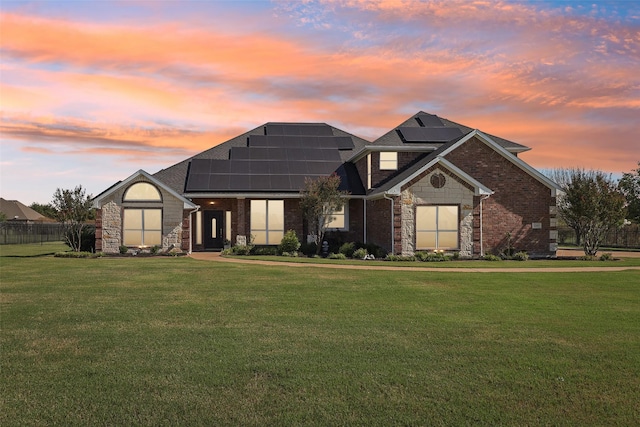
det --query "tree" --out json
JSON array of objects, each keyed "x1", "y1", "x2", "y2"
[
  {"x1": 29, "y1": 202, "x2": 57, "y2": 220},
  {"x1": 557, "y1": 169, "x2": 626, "y2": 256},
  {"x1": 618, "y1": 162, "x2": 640, "y2": 224},
  {"x1": 299, "y1": 174, "x2": 347, "y2": 253},
  {"x1": 51, "y1": 185, "x2": 94, "y2": 252}
]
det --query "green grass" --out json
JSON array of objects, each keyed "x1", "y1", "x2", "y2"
[
  {"x1": 2, "y1": 256, "x2": 639, "y2": 425},
  {"x1": 230, "y1": 254, "x2": 640, "y2": 268},
  {"x1": 0, "y1": 242, "x2": 68, "y2": 257}
]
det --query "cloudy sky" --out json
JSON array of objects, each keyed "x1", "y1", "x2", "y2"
[{"x1": 1, "y1": 0, "x2": 638, "y2": 204}]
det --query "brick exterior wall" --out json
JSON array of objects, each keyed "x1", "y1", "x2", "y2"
[
  {"x1": 354, "y1": 151, "x2": 426, "y2": 191},
  {"x1": 366, "y1": 198, "x2": 393, "y2": 252},
  {"x1": 400, "y1": 167, "x2": 476, "y2": 257},
  {"x1": 444, "y1": 136, "x2": 556, "y2": 256}
]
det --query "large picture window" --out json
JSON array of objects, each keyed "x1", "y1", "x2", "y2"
[
  {"x1": 123, "y1": 208, "x2": 162, "y2": 247},
  {"x1": 250, "y1": 200, "x2": 284, "y2": 245},
  {"x1": 415, "y1": 205, "x2": 459, "y2": 250}
]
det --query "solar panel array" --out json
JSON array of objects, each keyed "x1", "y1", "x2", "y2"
[
  {"x1": 185, "y1": 124, "x2": 354, "y2": 192},
  {"x1": 415, "y1": 114, "x2": 444, "y2": 127},
  {"x1": 397, "y1": 127, "x2": 464, "y2": 143}
]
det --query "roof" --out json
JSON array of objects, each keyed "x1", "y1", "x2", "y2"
[
  {"x1": 0, "y1": 198, "x2": 50, "y2": 221},
  {"x1": 369, "y1": 130, "x2": 560, "y2": 197},
  {"x1": 93, "y1": 170, "x2": 198, "y2": 209},
  {"x1": 371, "y1": 111, "x2": 530, "y2": 153},
  {"x1": 164, "y1": 122, "x2": 369, "y2": 195}
]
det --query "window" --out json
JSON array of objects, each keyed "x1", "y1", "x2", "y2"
[
  {"x1": 250, "y1": 200, "x2": 284, "y2": 245},
  {"x1": 415, "y1": 205, "x2": 459, "y2": 250},
  {"x1": 196, "y1": 211, "x2": 203, "y2": 245},
  {"x1": 379, "y1": 152, "x2": 398, "y2": 170},
  {"x1": 325, "y1": 201, "x2": 348, "y2": 230},
  {"x1": 123, "y1": 208, "x2": 162, "y2": 247},
  {"x1": 367, "y1": 154, "x2": 372, "y2": 189},
  {"x1": 123, "y1": 182, "x2": 161, "y2": 201}
]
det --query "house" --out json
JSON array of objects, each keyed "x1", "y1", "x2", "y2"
[
  {"x1": 0, "y1": 198, "x2": 52, "y2": 223},
  {"x1": 93, "y1": 112, "x2": 560, "y2": 257}
]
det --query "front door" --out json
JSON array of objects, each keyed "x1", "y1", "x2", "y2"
[{"x1": 203, "y1": 210, "x2": 224, "y2": 249}]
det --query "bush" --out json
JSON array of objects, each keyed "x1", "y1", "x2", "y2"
[
  {"x1": 483, "y1": 254, "x2": 501, "y2": 261},
  {"x1": 151, "y1": 245, "x2": 161, "y2": 255},
  {"x1": 230, "y1": 245, "x2": 252, "y2": 255},
  {"x1": 119, "y1": 245, "x2": 129, "y2": 254},
  {"x1": 278, "y1": 230, "x2": 301, "y2": 254},
  {"x1": 54, "y1": 251, "x2": 102, "y2": 258},
  {"x1": 299, "y1": 242, "x2": 318, "y2": 256},
  {"x1": 513, "y1": 251, "x2": 529, "y2": 261},
  {"x1": 64, "y1": 225, "x2": 96, "y2": 252},
  {"x1": 251, "y1": 246, "x2": 278, "y2": 256},
  {"x1": 352, "y1": 247, "x2": 368, "y2": 259},
  {"x1": 599, "y1": 252, "x2": 613, "y2": 261},
  {"x1": 280, "y1": 251, "x2": 298, "y2": 257},
  {"x1": 385, "y1": 254, "x2": 416, "y2": 262},
  {"x1": 328, "y1": 253, "x2": 346, "y2": 260},
  {"x1": 339, "y1": 242, "x2": 356, "y2": 258}
]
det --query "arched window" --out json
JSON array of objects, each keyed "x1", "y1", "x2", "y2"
[
  {"x1": 122, "y1": 182, "x2": 162, "y2": 247},
  {"x1": 123, "y1": 182, "x2": 162, "y2": 202}
]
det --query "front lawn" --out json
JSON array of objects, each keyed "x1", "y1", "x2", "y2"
[{"x1": 1, "y1": 256, "x2": 639, "y2": 425}]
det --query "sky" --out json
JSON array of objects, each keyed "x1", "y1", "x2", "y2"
[{"x1": 1, "y1": 0, "x2": 638, "y2": 205}]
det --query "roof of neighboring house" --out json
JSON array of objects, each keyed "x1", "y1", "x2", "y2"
[
  {"x1": 157, "y1": 122, "x2": 370, "y2": 195},
  {"x1": 0, "y1": 198, "x2": 51, "y2": 221}
]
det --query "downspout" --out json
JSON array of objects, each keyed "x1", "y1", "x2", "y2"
[
  {"x1": 363, "y1": 199, "x2": 367, "y2": 244},
  {"x1": 188, "y1": 205, "x2": 200, "y2": 254},
  {"x1": 479, "y1": 194, "x2": 491, "y2": 257},
  {"x1": 383, "y1": 193, "x2": 395, "y2": 254}
]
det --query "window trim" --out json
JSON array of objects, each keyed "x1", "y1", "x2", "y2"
[{"x1": 415, "y1": 205, "x2": 459, "y2": 250}]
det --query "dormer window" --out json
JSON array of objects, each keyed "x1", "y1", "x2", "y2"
[{"x1": 380, "y1": 152, "x2": 398, "y2": 170}]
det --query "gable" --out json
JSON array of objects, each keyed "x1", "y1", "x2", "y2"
[{"x1": 93, "y1": 170, "x2": 197, "y2": 209}]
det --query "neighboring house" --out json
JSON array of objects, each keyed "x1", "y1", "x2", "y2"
[
  {"x1": 93, "y1": 112, "x2": 560, "y2": 257},
  {"x1": 0, "y1": 198, "x2": 52, "y2": 223}
]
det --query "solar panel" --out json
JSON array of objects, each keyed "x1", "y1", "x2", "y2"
[
  {"x1": 416, "y1": 114, "x2": 444, "y2": 127},
  {"x1": 208, "y1": 174, "x2": 229, "y2": 190},
  {"x1": 398, "y1": 127, "x2": 463, "y2": 142},
  {"x1": 229, "y1": 160, "x2": 251, "y2": 174},
  {"x1": 185, "y1": 173, "x2": 209, "y2": 191},
  {"x1": 209, "y1": 159, "x2": 230, "y2": 174},
  {"x1": 250, "y1": 161, "x2": 270, "y2": 174},
  {"x1": 189, "y1": 159, "x2": 211, "y2": 174},
  {"x1": 270, "y1": 175, "x2": 291, "y2": 190},
  {"x1": 265, "y1": 124, "x2": 334, "y2": 136}
]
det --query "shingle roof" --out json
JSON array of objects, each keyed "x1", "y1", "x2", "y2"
[
  {"x1": 372, "y1": 111, "x2": 530, "y2": 153},
  {"x1": 0, "y1": 198, "x2": 50, "y2": 221},
  {"x1": 155, "y1": 122, "x2": 369, "y2": 195}
]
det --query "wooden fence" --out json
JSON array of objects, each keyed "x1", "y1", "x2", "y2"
[{"x1": 0, "y1": 222, "x2": 65, "y2": 245}]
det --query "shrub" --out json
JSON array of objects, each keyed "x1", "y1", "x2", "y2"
[
  {"x1": 54, "y1": 251, "x2": 102, "y2": 258},
  {"x1": 352, "y1": 247, "x2": 368, "y2": 259},
  {"x1": 299, "y1": 242, "x2": 318, "y2": 256},
  {"x1": 599, "y1": 252, "x2": 613, "y2": 261},
  {"x1": 151, "y1": 245, "x2": 161, "y2": 255},
  {"x1": 339, "y1": 242, "x2": 356, "y2": 258},
  {"x1": 119, "y1": 245, "x2": 129, "y2": 255},
  {"x1": 513, "y1": 251, "x2": 529, "y2": 261},
  {"x1": 452, "y1": 251, "x2": 460, "y2": 260},
  {"x1": 250, "y1": 246, "x2": 279, "y2": 256},
  {"x1": 167, "y1": 248, "x2": 183, "y2": 256},
  {"x1": 483, "y1": 254, "x2": 502, "y2": 261},
  {"x1": 280, "y1": 251, "x2": 298, "y2": 257},
  {"x1": 328, "y1": 253, "x2": 346, "y2": 260},
  {"x1": 278, "y1": 230, "x2": 301, "y2": 254},
  {"x1": 385, "y1": 254, "x2": 416, "y2": 262},
  {"x1": 231, "y1": 245, "x2": 252, "y2": 255}
]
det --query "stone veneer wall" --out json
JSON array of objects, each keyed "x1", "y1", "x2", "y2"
[
  {"x1": 400, "y1": 168, "x2": 475, "y2": 257},
  {"x1": 96, "y1": 175, "x2": 190, "y2": 253}
]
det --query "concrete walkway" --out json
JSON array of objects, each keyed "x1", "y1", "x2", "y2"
[{"x1": 189, "y1": 251, "x2": 640, "y2": 273}]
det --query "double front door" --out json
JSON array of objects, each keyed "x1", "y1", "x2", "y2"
[{"x1": 203, "y1": 210, "x2": 224, "y2": 249}]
